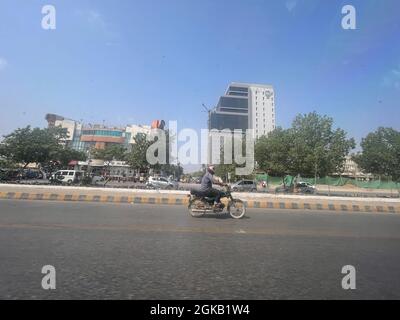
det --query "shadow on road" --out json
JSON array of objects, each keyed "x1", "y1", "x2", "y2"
[{"x1": 194, "y1": 214, "x2": 250, "y2": 220}]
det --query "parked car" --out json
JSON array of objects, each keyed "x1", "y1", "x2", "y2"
[
  {"x1": 146, "y1": 176, "x2": 178, "y2": 189},
  {"x1": 22, "y1": 169, "x2": 43, "y2": 180},
  {"x1": 0, "y1": 169, "x2": 20, "y2": 181},
  {"x1": 231, "y1": 180, "x2": 257, "y2": 192},
  {"x1": 91, "y1": 175, "x2": 106, "y2": 184},
  {"x1": 50, "y1": 170, "x2": 84, "y2": 185},
  {"x1": 295, "y1": 182, "x2": 316, "y2": 194},
  {"x1": 275, "y1": 181, "x2": 316, "y2": 194}
]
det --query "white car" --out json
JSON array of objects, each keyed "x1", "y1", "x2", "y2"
[
  {"x1": 92, "y1": 175, "x2": 105, "y2": 184},
  {"x1": 146, "y1": 176, "x2": 178, "y2": 189},
  {"x1": 50, "y1": 170, "x2": 84, "y2": 185},
  {"x1": 230, "y1": 180, "x2": 257, "y2": 192}
]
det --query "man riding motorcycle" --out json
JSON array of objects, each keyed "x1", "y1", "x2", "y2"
[{"x1": 199, "y1": 165, "x2": 225, "y2": 208}]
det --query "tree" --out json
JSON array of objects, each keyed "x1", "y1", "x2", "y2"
[
  {"x1": 290, "y1": 112, "x2": 355, "y2": 177},
  {"x1": 147, "y1": 129, "x2": 177, "y2": 174},
  {"x1": 214, "y1": 142, "x2": 237, "y2": 182},
  {"x1": 88, "y1": 144, "x2": 127, "y2": 185},
  {"x1": 0, "y1": 126, "x2": 67, "y2": 169},
  {"x1": 353, "y1": 127, "x2": 400, "y2": 181},
  {"x1": 40, "y1": 147, "x2": 87, "y2": 174},
  {"x1": 126, "y1": 129, "x2": 183, "y2": 178},
  {"x1": 160, "y1": 163, "x2": 184, "y2": 179},
  {"x1": 125, "y1": 133, "x2": 153, "y2": 174},
  {"x1": 0, "y1": 157, "x2": 18, "y2": 169},
  {"x1": 91, "y1": 144, "x2": 127, "y2": 162},
  {"x1": 56, "y1": 148, "x2": 86, "y2": 168},
  {"x1": 0, "y1": 126, "x2": 88, "y2": 174},
  {"x1": 213, "y1": 131, "x2": 254, "y2": 182},
  {"x1": 254, "y1": 112, "x2": 355, "y2": 177},
  {"x1": 189, "y1": 169, "x2": 205, "y2": 178},
  {"x1": 255, "y1": 127, "x2": 295, "y2": 176},
  {"x1": 214, "y1": 163, "x2": 236, "y2": 182}
]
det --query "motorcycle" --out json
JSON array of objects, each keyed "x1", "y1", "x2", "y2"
[{"x1": 187, "y1": 185, "x2": 246, "y2": 219}]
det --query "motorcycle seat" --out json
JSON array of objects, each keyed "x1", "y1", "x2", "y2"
[{"x1": 190, "y1": 189, "x2": 205, "y2": 196}]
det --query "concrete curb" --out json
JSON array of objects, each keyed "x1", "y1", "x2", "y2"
[
  {"x1": 1, "y1": 184, "x2": 400, "y2": 203},
  {"x1": 1, "y1": 191, "x2": 399, "y2": 213},
  {"x1": 0, "y1": 191, "x2": 186, "y2": 206}
]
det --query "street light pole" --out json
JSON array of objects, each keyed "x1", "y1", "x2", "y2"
[
  {"x1": 314, "y1": 162, "x2": 318, "y2": 186},
  {"x1": 87, "y1": 148, "x2": 92, "y2": 176}
]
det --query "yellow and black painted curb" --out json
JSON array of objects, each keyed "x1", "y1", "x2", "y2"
[
  {"x1": 0, "y1": 191, "x2": 187, "y2": 206},
  {"x1": 0, "y1": 191, "x2": 399, "y2": 213}
]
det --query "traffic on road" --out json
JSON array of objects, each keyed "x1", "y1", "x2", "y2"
[{"x1": 1, "y1": 199, "x2": 400, "y2": 300}]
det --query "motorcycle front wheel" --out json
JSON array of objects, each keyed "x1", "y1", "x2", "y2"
[{"x1": 228, "y1": 199, "x2": 246, "y2": 219}]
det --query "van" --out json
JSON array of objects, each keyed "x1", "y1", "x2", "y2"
[
  {"x1": 51, "y1": 170, "x2": 84, "y2": 185},
  {"x1": 230, "y1": 180, "x2": 257, "y2": 192}
]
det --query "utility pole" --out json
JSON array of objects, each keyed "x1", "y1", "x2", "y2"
[
  {"x1": 87, "y1": 148, "x2": 92, "y2": 176},
  {"x1": 202, "y1": 103, "x2": 213, "y2": 164},
  {"x1": 202, "y1": 103, "x2": 212, "y2": 130},
  {"x1": 314, "y1": 162, "x2": 318, "y2": 186}
]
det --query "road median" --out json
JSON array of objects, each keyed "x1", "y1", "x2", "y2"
[{"x1": 0, "y1": 184, "x2": 399, "y2": 213}]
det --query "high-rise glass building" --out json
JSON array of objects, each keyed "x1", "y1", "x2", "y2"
[
  {"x1": 208, "y1": 82, "x2": 276, "y2": 165},
  {"x1": 209, "y1": 82, "x2": 275, "y2": 138}
]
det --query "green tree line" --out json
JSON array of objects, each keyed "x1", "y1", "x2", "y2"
[
  {"x1": 0, "y1": 126, "x2": 183, "y2": 178},
  {"x1": 214, "y1": 112, "x2": 399, "y2": 182}
]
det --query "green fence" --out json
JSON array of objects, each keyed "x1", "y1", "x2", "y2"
[{"x1": 255, "y1": 175, "x2": 400, "y2": 190}]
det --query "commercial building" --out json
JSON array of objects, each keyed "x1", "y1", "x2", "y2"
[
  {"x1": 340, "y1": 155, "x2": 372, "y2": 179},
  {"x1": 45, "y1": 114, "x2": 80, "y2": 147},
  {"x1": 45, "y1": 114, "x2": 151, "y2": 152},
  {"x1": 209, "y1": 82, "x2": 276, "y2": 138},
  {"x1": 208, "y1": 82, "x2": 276, "y2": 164},
  {"x1": 70, "y1": 160, "x2": 136, "y2": 179}
]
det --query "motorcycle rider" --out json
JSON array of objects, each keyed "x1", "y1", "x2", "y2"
[{"x1": 199, "y1": 165, "x2": 225, "y2": 208}]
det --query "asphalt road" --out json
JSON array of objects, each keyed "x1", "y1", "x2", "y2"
[{"x1": 1, "y1": 199, "x2": 400, "y2": 299}]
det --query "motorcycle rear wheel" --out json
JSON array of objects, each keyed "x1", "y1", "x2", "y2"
[{"x1": 188, "y1": 199, "x2": 206, "y2": 217}]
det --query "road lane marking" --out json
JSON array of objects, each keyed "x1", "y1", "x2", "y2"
[{"x1": 1, "y1": 223, "x2": 400, "y2": 240}]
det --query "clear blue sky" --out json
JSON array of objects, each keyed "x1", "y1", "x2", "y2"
[{"x1": 1, "y1": 0, "x2": 399, "y2": 146}]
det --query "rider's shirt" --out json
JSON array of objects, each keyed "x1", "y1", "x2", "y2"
[{"x1": 200, "y1": 172, "x2": 213, "y2": 192}]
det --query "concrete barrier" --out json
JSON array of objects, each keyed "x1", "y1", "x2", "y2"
[{"x1": 0, "y1": 185, "x2": 399, "y2": 213}]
